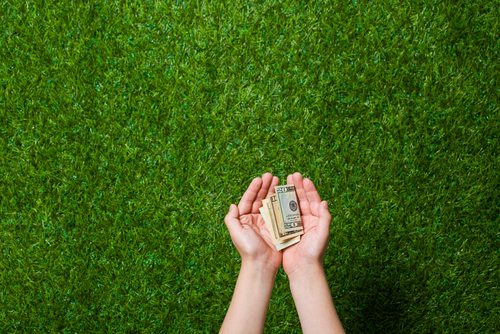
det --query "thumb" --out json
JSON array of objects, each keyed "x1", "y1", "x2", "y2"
[
  {"x1": 318, "y1": 201, "x2": 332, "y2": 237},
  {"x1": 224, "y1": 204, "x2": 241, "y2": 235}
]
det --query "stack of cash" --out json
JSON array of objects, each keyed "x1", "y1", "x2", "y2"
[{"x1": 260, "y1": 185, "x2": 304, "y2": 250}]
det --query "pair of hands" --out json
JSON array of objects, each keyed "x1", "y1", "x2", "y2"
[{"x1": 224, "y1": 172, "x2": 332, "y2": 277}]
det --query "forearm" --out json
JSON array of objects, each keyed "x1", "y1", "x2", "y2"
[
  {"x1": 289, "y1": 264, "x2": 345, "y2": 334},
  {"x1": 220, "y1": 261, "x2": 276, "y2": 334}
]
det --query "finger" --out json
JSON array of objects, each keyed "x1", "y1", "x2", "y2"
[
  {"x1": 252, "y1": 173, "x2": 273, "y2": 213},
  {"x1": 287, "y1": 174, "x2": 293, "y2": 185},
  {"x1": 303, "y1": 178, "x2": 322, "y2": 216},
  {"x1": 224, "y1": 204, "x2": 241, "y2": 235},
  {"x1": 292, "y1": 172, "x2": 311, "y2": 215},
  {"x1": 265, "y1": 176, "x2": 280, "y2": 198},
  {"x1": 317, "y1": 201, "x2": 332, "y2": 238},
  {"x1": 238, "y1": 177, "x2": 262, "y2": 215}
]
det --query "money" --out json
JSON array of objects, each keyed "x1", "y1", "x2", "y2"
[
  {"x1": 267, "y1": 194, "x2": 304, "y2": 240},
  {"x1": 259, "y1": 207, "x2": 301, "y2": 250},
  {"x1": 257, "y1": 185, "x2": 304, "y2": 251},
  {"x1": 259, "y1": 202, "x2": 280, "y2": 243},
  {"x1": 267, "y1": 195, "x2": 303, "y2": 241},
  {"x1": 274, "y1": 185, "x2": 303, "y2": 232},
  {"x1": 260, "y1": 195, "x2": 303, "y2": 251},
  {"x1": 276, "y1": 236, "x2": 301, "y2": 251}
]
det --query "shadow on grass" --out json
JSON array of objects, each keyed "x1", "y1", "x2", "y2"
[
  {"x1": 356, "y1": 274, "x2": 407, "y2": 333},
  {"x1": 329, "y1": 259, "x2": 410, "y2": 333}
]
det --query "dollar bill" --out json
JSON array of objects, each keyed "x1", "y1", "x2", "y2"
[
  {"x1": 259, "y1": 206, "x2": 301, "y2": 250},
  {"x1": 276, "y1": 236, "x2": 300, "y2": 250},
  {"x1": 267, "y1": 195, "x2": 303, "y2": 241},
  {"x1": 260, "y1": 200, "x2": 280, "y2": 243},
  {"x1": 274, "y1": 185, "x2": 303, "y2": 232}
]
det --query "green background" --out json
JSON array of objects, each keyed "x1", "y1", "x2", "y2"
[{"x1": 1, "y1": 0, "x2": 499, "y2": 332}]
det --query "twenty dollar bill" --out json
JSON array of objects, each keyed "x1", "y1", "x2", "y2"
[
  {"x1": 264, "y1": 196, "x2": 303, "y2": 243},
  {"x1": 275, "y1": 185, "x2": 303, "y2": 232},
  {"x1": 259, "y1": 206, "x2": 300, "y2": 250}
]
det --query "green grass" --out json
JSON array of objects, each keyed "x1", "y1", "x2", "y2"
[{"x1": 1, "y1": 0, "x2": 499, "y2": 332}]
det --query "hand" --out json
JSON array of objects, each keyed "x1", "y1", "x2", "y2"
[
  {"x1": 224, "y1": 173, "x2": 282, "y2": 273},
  {"x1": 282, "y1": 172, "x2": 332, "y2": 277}
]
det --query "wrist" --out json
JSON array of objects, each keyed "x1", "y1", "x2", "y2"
[
  {"x1": 241, "y1": 259, "x2": 278, "y2": 279},
  {"x1": 287, "y1": 262, "x2": 324, "y2": 283}
]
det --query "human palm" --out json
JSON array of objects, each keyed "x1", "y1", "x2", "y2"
[
  {"x1": 282, "y1": 173, "x2": 331, "y2": 276},
  {"x1": 224, "y1": 173, "x2": 282, "y2": 272}
]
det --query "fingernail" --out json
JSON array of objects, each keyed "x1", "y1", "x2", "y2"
[
  {"x1": 323, "y1": 201, "x2": 328, "y2": 208},
  {"x1": 229, "y1": 204, "x2": 234, "y2": 212}
]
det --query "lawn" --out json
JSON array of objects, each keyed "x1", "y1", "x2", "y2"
[{"x1": 1, "y1": 0, "x2": 499, "y2": 332}]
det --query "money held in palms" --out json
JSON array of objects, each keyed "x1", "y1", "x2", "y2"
[{"x1": 260, "y1": 185, "x2": 304, "y2": 250}]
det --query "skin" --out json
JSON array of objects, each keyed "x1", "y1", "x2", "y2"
[
  {"x1": 283, "y1": 173, "x2": 345, "y2": 334},
  {"x1": 220, "y1": 173, "x2": 281, "y2": 334},
  {"x1": 220, "y1": 172, "x2": 344, "y2": 334}
]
